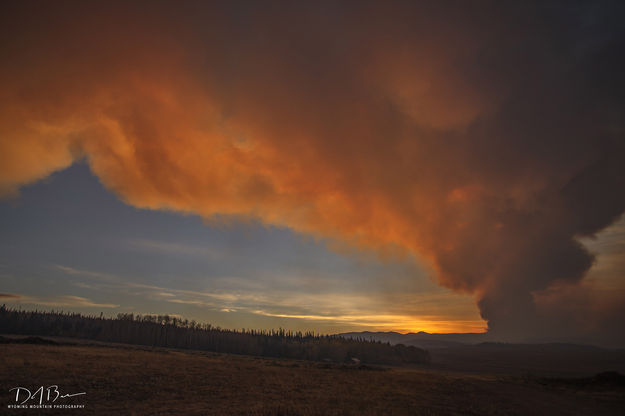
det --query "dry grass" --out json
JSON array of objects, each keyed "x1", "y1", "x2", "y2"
[{"x1": 1, "y1": 343, "x2": 623, "y2": 415}]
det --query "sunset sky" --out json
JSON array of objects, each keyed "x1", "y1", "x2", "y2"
[{"x1": 1, "y1": 1, "x2": 624, "y2": 345}]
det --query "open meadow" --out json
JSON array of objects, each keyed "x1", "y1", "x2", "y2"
[{"x1": 1, "y1": 339, "x2": 624, "y2": 415}]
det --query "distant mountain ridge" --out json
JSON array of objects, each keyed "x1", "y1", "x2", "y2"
[
  {"x1": 337, "y1": 331, "x2": 625, "y2": 376},
  {"x1": 338, "y1": 331, "x2": 489, "y2": 349},
  {"x1": 338, "y1": 331, "x2": 625, "y2": 350}
]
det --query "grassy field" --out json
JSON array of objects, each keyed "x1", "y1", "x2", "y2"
[{"x1": 1, "y1": 341, "x2": 624, "y2": 415}]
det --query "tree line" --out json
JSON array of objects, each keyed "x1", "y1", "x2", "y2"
[{"x1": 0, "y1": 305, "x2": 430, "y2": 365}]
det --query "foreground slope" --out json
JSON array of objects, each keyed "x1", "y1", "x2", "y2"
[{"x1": 1, "y1": 341, "x2": 624, "y2": 415}]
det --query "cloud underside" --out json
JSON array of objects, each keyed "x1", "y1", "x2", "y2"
[
  {"x1": 1, "y1": 2, "x2": 624, "y2": 341},
  {"x1": 1, "y1": 293, "x2": 118, "y2": 309}
]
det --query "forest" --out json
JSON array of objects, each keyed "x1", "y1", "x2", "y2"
[{"x1": 0, "y1": 305, "x2": 430, "y2": 365}]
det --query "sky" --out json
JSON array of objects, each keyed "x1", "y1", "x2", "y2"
[
  {"x1": 0, "y1": 162, "x2": 482, "y2": 334},
  {"x1": 1, "y1": 1, "x2": 624, "y2": 345}
]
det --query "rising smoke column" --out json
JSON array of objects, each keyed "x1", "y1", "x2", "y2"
[{"x1": 1, "y1": 1, "x2": 624, "y2": 341}]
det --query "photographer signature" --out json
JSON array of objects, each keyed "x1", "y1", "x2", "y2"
[{"x1": 9, "y1": 386, "x2": 86, "y2": 405}]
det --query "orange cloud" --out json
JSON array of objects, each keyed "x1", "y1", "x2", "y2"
[{"x1": 1, "y1": 2, "x2": 624, "y2": 341}]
